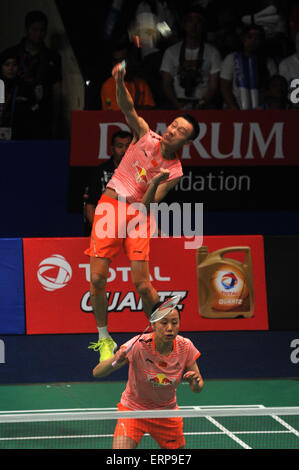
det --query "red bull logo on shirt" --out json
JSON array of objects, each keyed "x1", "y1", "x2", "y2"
[
  {"x1": 134, "y1": 161, "x2": 148, "y2": 183},
  {"x1": 136, "y1": 166, "x2": 147, "y2": 183},
  {"x1": 147, "y1": 373, "x2": 175, "y2": 387}
]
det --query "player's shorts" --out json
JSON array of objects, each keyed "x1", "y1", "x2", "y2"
[
  {"x1": 113, "y1": 403, "x2": 185, "y2": 449},
  {"x1": 84, "y1": 194, "x2": 156, "y2": 261}
]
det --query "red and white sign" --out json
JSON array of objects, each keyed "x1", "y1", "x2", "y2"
[
  {"x1": 70, "y1": 110, "x2": 298, "y2": 167},
  {"x1": 23, "y1": 235, "x2": 268, "y2": 334}
]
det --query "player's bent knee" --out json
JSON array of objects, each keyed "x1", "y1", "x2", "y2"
[
  {"x1": 90, "y1": 272, "x2": 108, "y2": 290},
  {"x1": 133, "y1": 279, "x2": 152, "y2": 296}
]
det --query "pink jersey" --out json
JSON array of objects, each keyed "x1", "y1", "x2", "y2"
[
  {"x1": 107, "y1": 130, "x2": 183, "y2": 203},
  {"x1": 120, "y1": 333, "x2": 200, "y2": 410}
]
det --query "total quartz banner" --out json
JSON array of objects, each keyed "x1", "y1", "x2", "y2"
[{"x1": 23, "y1": 235, "x2": 268, "y2": 334}]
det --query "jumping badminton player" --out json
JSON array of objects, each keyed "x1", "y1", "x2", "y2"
[
  {"x1": 85, "y1": 60, "x2": 200, "y2": 362},
  {"x1": 93, "y1": 300, "x2": 204, "y2": 449}
]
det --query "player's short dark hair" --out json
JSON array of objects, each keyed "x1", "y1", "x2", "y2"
[
  {"x1": 25, "y1": 11, "x2": 48, "y2": 29},
  {"x1": 111, "y1": 130, "x2": 133, "y2": 145},
  {"x1": 178, "y1": 114, "x2": 200, "y2": 141}
]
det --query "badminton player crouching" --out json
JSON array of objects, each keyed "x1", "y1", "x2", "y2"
[{"x1": 92, "y1": 302, "x2": 204, "y2": 449}]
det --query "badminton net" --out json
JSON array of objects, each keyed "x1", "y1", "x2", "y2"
[{"x1": 0, "y1": 405, "x2": 298, "y2": 449}]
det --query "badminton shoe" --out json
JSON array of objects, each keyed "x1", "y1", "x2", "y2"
[{"x1": 88, "y1": 337, "x2": 117, "y2": 362}]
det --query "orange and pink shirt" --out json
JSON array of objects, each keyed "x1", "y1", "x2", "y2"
[
  {"x1": 120, "y1": 333, "x2": 200, "y2": 410},
  {"x1": 107, "y1": 130, "x2": 183, "y2": 204}
]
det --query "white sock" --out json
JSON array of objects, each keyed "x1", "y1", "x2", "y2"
[{"x1": 98, "y1": 326, "x2": 110, "y2": 340}]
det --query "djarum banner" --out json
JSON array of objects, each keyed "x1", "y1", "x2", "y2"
[{"x1": 70, "y1": 110, "x2": 298, "y2": 167}]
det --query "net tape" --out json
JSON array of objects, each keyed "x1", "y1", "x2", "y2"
[{"x1": 1, "y1": 406, "x2": 299, "y2": 423}]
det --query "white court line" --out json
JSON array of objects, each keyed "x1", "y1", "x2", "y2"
[
  {"x1": 0, "y1": 430, "x2": 293, "y2": 443},
  {"x1": 185, "y1": 430, "x2": 291, "y2": 435},
  {"x1": 271, "y1": 414, "x2": 299, "y2": 438},
  {"x1": 205, "y1": 415, "x2": 251, "y2": 449},
  {"x1": 0, "y1": 408, "x2": 117, "y2": 415},
  {"x1": 0, "y1": 434, "x2": 114, "y2": 441},
  {"x1": 189, "y1": 405, "x2": 264, "y2": 409},
  {"x1": 257, "y1": 405, "x2": 299, "y2": 440}
]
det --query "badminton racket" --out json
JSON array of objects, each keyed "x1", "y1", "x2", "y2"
[
  {"x1": 128, "y1": 12, "x2": 172, "y2": 49},
  {"x1": 112, "y1": 295, "x2": 181, "y2": 367}
]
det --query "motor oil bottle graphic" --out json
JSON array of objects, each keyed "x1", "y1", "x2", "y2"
[{"x1": 197, "y1": 246, "x2": 254, "y2": 318}]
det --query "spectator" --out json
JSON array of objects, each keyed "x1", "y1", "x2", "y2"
[
  {"x1": 0, "y1": 49, "x2": 37, "y2": 140},
  {"x1": 207, "y1": 3, "x2": 241, "y2": 59},
  {"x1": 101, "y1": 43, "x2": 156, "y2": 110},
  {"x1": 263, "y1": 74, "x2": 290, "y2": 109},
  {"x1": 278, "y1": 6, "x2": 299, "y2": 92},
  {"x1": 2, "y1": 10, "x2": 62, "y2": 139},
  {"x1": 241, "y1": 0, "x2": 288, "y2": 64},
  {"x1": 220, "y1": 24, "x2": 277, "y2": 109},
  {"x1": 134, "y1": 0, "x2": 179, "y2": 107},
  {"x1": 84, "y1": 130, "x2": 133, "y2": 232},
  {"x1": 160, "y1": 6, "x2": 222, "y2": 109}
]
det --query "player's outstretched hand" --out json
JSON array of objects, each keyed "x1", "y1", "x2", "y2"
[
  {"x1": 113, "y1": 345, "x2": 128, "y2": 364},
  {"x1": 183, "y1": 370, "x2": 201, "y2": 386},
  {"x1": 112, "y1": 61, "x2": 126, "y2": 82},
  {"x1": 153, "y1": 168, "x2": 170, "y2": 185}
]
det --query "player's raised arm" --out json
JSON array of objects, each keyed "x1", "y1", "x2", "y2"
[{"x1": 112, "y1": 62, "x2": 149, "y2": 139}]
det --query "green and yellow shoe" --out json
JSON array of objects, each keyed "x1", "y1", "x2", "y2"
[{"x1": 88, "y1": 337, "x2": 117, "y2": 362}]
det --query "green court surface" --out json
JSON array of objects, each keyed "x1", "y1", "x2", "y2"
[{"x1": 0, "y1": 379, "x2": 298, "y2": 449}]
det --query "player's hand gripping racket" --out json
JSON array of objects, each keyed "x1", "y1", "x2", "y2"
[{"x1": 112, "y1": 295, "x2": 181, "y2": 368}]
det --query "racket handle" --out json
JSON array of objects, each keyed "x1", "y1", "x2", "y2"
[{"x1": 111, "y1": 344, "x2": 132, "y2": 368}]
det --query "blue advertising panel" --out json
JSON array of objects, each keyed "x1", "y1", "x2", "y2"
[
  {"x1": 0, "y1": 238, "x2": 25, "y2": 334},
  {"x1": 0, "y1": 331, "x2": 298, "y2": 384}
]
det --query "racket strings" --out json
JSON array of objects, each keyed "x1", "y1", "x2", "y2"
[{"x1": 150, "y1": 296, "x2": 181, "y2": 324}]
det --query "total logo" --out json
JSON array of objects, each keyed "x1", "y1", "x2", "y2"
[
  {"x1": 37, "y1": 254, "x2": 72, "y2": 291},
  {"x1": 221, "y1": 272, "x2": 238, "y2": 290}
]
